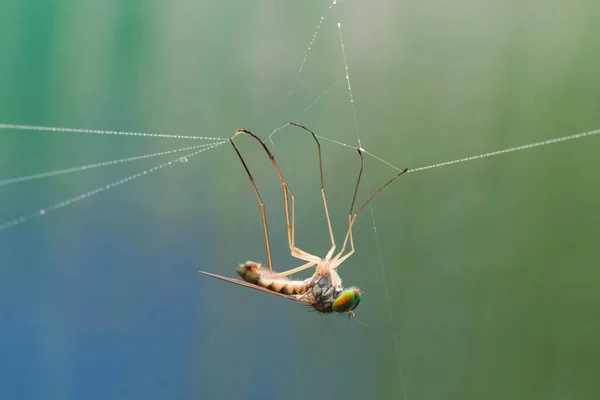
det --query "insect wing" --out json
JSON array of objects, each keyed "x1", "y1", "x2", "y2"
[{"x1": 200, "y1": 271, "x2": 308, "y2": 304}]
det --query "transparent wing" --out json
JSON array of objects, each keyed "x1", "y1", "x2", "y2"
[{"x1": 200, "y1": 271, "x2": 310, "y2": 304}]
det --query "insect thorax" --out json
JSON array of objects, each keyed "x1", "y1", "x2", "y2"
[{"x1": 305, "y1": 272, "x2": 344, "y2": 314}]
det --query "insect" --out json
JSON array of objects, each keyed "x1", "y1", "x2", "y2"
[{"x1": 200, "y1": 123, "x2": 407, "y2": 317}]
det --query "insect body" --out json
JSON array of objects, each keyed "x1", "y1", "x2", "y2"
[
  {"x1": 202, "y1": 261, "x2": 362, "y2": 315},
  {"x1": 200, "y1": 123, "x2": 407, "y2": 317}
]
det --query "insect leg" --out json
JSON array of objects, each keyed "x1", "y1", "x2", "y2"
[
  {"x1": 270, "y1": 260, "x2": 317, "y2": 278},
  {"x1": 289, "y1": 122, "x2": 336, "y2": 260},
  {"x1": 229, "y1": 138, "x2": 276, "y2": 273},
  {"x1": 332, "y1": 150, "x2": 408, "y2": 267},
  {"x1": 233, "y1": 129, "x2": 321, "y2": 265}
]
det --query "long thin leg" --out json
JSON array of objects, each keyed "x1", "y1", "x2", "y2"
[
  {"x1": 331, "y1": 215, "x2": 356, "y2": 267},
  {"x1": 289, "y1": 122, "x2": 336, "y2": 260},
  {"x1": 332, "y1": 150, "x2": 408, "y2": 268},
  {"x1": 233, "y1": 129, "x2": 321, "y2": 265},
  {"x1": 331, "y1": 149, "x2": 364, "y2": 267},
  {"x1": 271, "y1": 261, "x2": 317, "y2": 278},
  {"x1": 229, "y1": 138, "x2": 275, "y2": 273}
]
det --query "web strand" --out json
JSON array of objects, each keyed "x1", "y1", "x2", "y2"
[
  {"x1": 337, "y1": 20, "x2": 408, "y2": 400},
  {"x1": 363, "y1": 127, "x2": 600, "y2": 174},
  {"x1": 289, "y1": 0, "x2": 342, "y2": 96},
  {"x1": 0, "y1": 123, "x2": 225, "y2": 141},
  {"x1": 337, "y1": 22, "x2": 362, "y2": 149},
  {"x1": 300, "y1": 79, "x2": 342, "y2": 116},
  {"x1": 308, "y1": 128, "x2": 600, "y2": 175},
  {"x1": 0, "y1": 142, "x2": 220, "y2": 187},
  {"x1": 0, "y1": 141, "x2": 227, "y2": 233},
  {"x1": 269, "y1": 80, "x2": 341, "y2": 147}
]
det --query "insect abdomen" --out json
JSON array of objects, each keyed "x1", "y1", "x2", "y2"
[{"x1": 237, "y1": 262, "x2": 309, "y2": 296}]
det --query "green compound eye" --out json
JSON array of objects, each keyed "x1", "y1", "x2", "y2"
[{"x1": 332, "y1": 288, "x2": 362, "y2": 313}]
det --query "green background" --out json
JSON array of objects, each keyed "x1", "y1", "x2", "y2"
[{"x1": 1, "y1": 1, "x2": 599, "y2": 399}]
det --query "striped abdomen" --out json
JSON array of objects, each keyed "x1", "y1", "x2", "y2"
[{"x1": 237, "y1": 262, "x2": 311, "y2": 296}]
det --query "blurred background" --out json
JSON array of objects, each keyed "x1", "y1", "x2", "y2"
[{"x1": 1, "y1": 0, "x2": 599, "y2": 399}]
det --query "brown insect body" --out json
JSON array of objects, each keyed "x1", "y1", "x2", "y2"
[
  {"x1": 236, "y1": 262, "x2": 311, "y2": 296},
  {"x1": 236, "y1": 261, "x2": 343, "y2": 314}
]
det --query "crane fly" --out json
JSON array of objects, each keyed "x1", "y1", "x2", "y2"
[{"x1": 200, "y1": 123, "x2": 407, "y2": 317}]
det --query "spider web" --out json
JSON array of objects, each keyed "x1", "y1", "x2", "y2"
[{"x1": 0, "y1": 1, "x2": 598, "y2": 398}]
